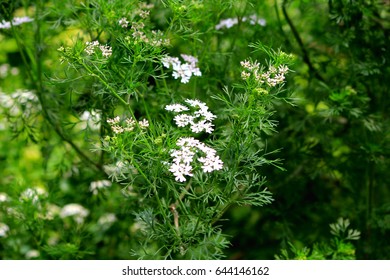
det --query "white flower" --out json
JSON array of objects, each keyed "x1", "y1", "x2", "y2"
[
  {"x1": 0, "y1": 223, "x2": 9, "y2": 237},
  {"x1": 90, "y1": 180, "x2": 112, "y2": 195},
  {"x1": 99, "y1": 45, "x2": 112, "y2": 58},
  {"x1": 85, "y1": 41, "x2": 112, "y2": 58},
  {"x1": 161, "y1": 56, "x2": 180, "y2": 68},
  {"x1": 165, "y1": 104, "x2": 189, "y2": 112},
  {"x1": 85, "y1": 41, "x2": 99, "y2": 55},
  {"x1": 181, "y1": 54, "x2": 198, "y2": 65},
  {"x1": 173, "y1": 114, "x2": 194, "y2": 127},
  {"x1": 45, "y1": 204, "x2": 61, "y2": 220},
  {"x1": 20, "y1": 187, "x2": 47, "y2": 204},
  {"x1": 80, "y1": 110, "x2": 101, "y2": 130},
  {"x1": 169, "y1": 137, "x2": 224, "y2": 182},
  {"x1": 215, "y1": 18, "x2": 238, "y2": 30},
  {"x1": 138, "y1": 119, "x2": 149, "y2": 129},
  {"x1": 25, "y1": 250, "x2": 40, "y2": 259},
  {"x1": 60, "y1": 203, "x2": 89, "y2": 224},
  {"x1": 216, "y1": 15, "x2": 265, "y2": 30},
  {"x1": 162, "y1": 54, "x2": 201, "y2": 83},
  {"x1": 0, "y1": 16, "x2": 33, "y2": 29},
  {"x1": 107, "y1": 116, "x2": 121, "y2": 125},
  {"x1": 118, "y1": 17, "x2": 129, "y2": 28},
  {"x1": 167, "y1": 99, "x2": 216, "y2": 134},
  {"x1": 0, "y1": 192, "x2": 9, "y2": 202},
  {"x1": 98, "y1": 213, "x2": 117, "y2": 230}
]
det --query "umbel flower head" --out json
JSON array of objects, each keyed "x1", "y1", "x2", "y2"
[
  {"x1": 165, "y1": 99, "x2": 216, "y2": 134},
  {"x1": 169, "y1": 137, "x2": 224, "y2": 182},
  {"x1": 161, "y1": 54, "x2": 201, "y2": 83},
  {"x1": 165, "y1": 99, "x2": 223, "y2": 182}
]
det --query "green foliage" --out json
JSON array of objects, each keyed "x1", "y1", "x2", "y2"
[{"x1": 276, "y1": 218, "x2": 360, "y2": 260}]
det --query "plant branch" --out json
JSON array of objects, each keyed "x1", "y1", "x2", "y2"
[{"x1": 281, "y1": 0, "x2": 325, "y2": 82}]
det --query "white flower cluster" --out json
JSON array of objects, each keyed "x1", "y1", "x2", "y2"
[
  {"x1": 162, "y1": 54, "x2": 201, "y2": 84},
  {"x1": 240, "y1": 59, "x2": 289, "y2": 87},
  {"x1": 0, "y1": 16, "x2": 33, "y2": 29},
  {"x1": 97, "y1": 213, "x2": 117, "y2": 229},
  {"x1": 107, "y1": 116, "x2": 149, "y2": 134},
  {"x1": 215, "y1": 14, "x2": 266, "y2": 30},
  {"x1": 0, "y1": 64, "x2": 19, "y2": 78},
  {"x1": 84, "y1": 41, "x2": 112, "y2": 58},
  {"x1": 0, "y1": 89, "x2": 39, "y2": 117},
  {"x1": 0, "y1": 192, "x2": 9, "y2": 202},
  {"x1": 89, "y1": 179, "x2": 112, "y2": 195},
  {"x1": 166, "y1": 99, "x2": 223, "y2": 182},
  {"x1": 0, "y1": 223, "x2": 9, "y2": 237},
  {"x1": 60, "y1": 203, "x2": 89, "y2": 224},
  {"x1": 25, "y1": 250, "x2": 40, "y2": 259},
  {"x1": 119, "y1": 5, "x2": 169, "y2": 48},
  {"x1": 19, "y1": 187, "x2": 47, "y2": 204},
  {"x1": 169, "y1": 137, "x2": 224, "y2": 182},
  {"x1": 79, "y1": 110, "x2": 101, "y2": 130},
  {"x1": 165, "y1": 99, "x2": 216, "y2": 133}
]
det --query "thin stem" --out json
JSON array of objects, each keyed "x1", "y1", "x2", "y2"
[{"x1": 281, "y1": 0, "x2": 325, "y2": 82}]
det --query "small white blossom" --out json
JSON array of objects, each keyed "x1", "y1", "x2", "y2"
[
  {"x1": 165, "y1": 104, "x2": 189, "y2": 112},
  {"x1": 85, "y1": 41, "x2": 99, "y2": 55},
  {"x1": 240, "y1": 59, "x2": 289, "y2": 88},
  {"x1": 0, "y1": 192, "x2": 9, "y2": 202},
  {"x1": 216, "y1": 15, "x2": 266, "y2": 30},
  {"x1": 80, "y1": 110, "x2": 101, "y2": 130},
  {"x1": 111, "y1": 125, "x2": 124, "y2": 134},
  {"x1": 0, "y1": 16, "x2": 33, "y2": 29},
  {"x1": 0, "y1": 223, "x2": 9, "y2": 237},
  {"x1": 85, "y1": 41, "x2": 112, "y2": 58},
  {"x1": 25, "y1": 250, "x2": 40, "y2": 259},
  {"x1": 138, "y1": 119, "x2": 149, "y2": 129},
  {"x1": 90, "y1": 179, "x2": 112, "y2": 195},
  {"x1": 215, "y1": 18, "x2": 238, "y2": 30},
  {"x1": 107, "y1": 116, "x2": 120, "y2": 125},
  {"x1": 173, "y1": 114, "x2": 194, "y2": 127},
  {"x1": 169, "y1": 137, "x2": 223, "y2": 182},
  {"x1": 118, "y1": 17, "x2": 129, "y2": 28},
  {"x1": 162, "y1": 54, "x2": 201, "y2": 83},
  {"x1": 166, "y1": 99, "x2": 216, "y2": 134},
  {"x1": 60, "y1": 203, "x2": 89, "y2": 224},
  {"x1": 20, "y1": 187, "x2": 47, "y2": 204},
  {"x1": 99, "y1": 45, "x2": 112, "y2": 58},
  {"x1": 139, "y1": 10, "x2": 150, "y2": 19},
  {"x1": 98, "y1": 213, "x2": 117, "y2": 229}
]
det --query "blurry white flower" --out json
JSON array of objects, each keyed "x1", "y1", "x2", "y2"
[
  {"x1": 45, "y1": 204, "x2": 61, "y2": 220},
  {"x1": 107, "y1": 116, "x2": 148, "y2": 134},
  {"x1": 0, "y1": 223, "x2": 9, "y2": 237},
  {"x1": 20, "y1": 187, "x2": 47, "y2": 204},
  {"x1": 60, "y1": 203, "x2": 89, "y2": 224},
  {"x1": 0, "y1": 16, "x2": 33, "y2": 29},
  {"x1": 98, "y1": 213, "x2": 117, "y2": 230},
  {"x1": 216, "y1": 15, "x2": 266, "y2": 30},
  {"x1": 89, "y1": 180, "x2": 112, "y2": 195},
  {"x1": 25, "y1": 250, "x2": 40, "y2": 259},
  {"x1": 85, "y1": 41, "x2": 99, "y2": 55},
  {"x1": 80, "y1": 110, "x2": 101, "y2": 130},
  {"x1": 0, "y1": 192, "x2": 9, "y2": 202},
  {"x1": 85, "y1": 41, "x2": 112, "y2": 58},
  {"x1": 118, "y1": 17, "x2": 129, "y2": 28},
  {"x1": 138, "y1": 119, "x2": 149, "y2": 129},
  {"x1": 99, "y1": 45, "x2": 112, "y2": 58},
  {"x1": 215, "y1": 18, "x2": 238, "y2": 30}
]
